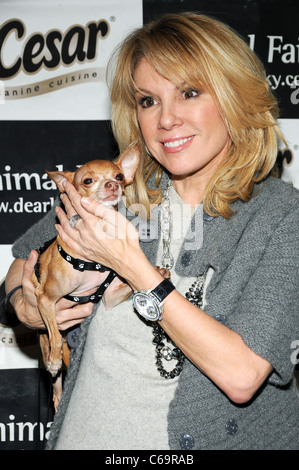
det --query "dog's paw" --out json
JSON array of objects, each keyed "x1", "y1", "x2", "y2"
[
  {"x1": 155, "y1": 266, "x2": 171, "y2": 280},
  {"x1": 46, "y1": 359, "x2": 62, "y2": 377}
]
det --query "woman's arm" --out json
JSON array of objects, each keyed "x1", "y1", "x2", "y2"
[
  {"x1": 55, "y1": 180, "x2": 273, "y2": 404},
  {"x1": 159, "y1": 291, "x2": 273, "y2": 404},
  {"x1": 5, "y1": 253, "x2": 45, "y2": 329}
]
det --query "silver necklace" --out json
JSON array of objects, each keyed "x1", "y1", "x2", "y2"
[
  {"x1": 160, "y1": 178, "x2": 174, "y2": 270},
  {"x1": 153, "y1": 179, "x2": 206, "y2": 379}
]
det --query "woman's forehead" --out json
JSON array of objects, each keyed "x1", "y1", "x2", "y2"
[{"x1": 133, "y1": 56, "x2": 205, "y2": 91}]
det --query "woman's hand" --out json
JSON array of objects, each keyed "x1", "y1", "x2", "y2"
[
  {"x1": 55, "y1": 180, "x2": 141, "y2": 280},
  {"x1": 7, "y1": 252, "x2": 93, "y2": 331},
  {"x1": 10, "y1": 252, "x2": 45, "y2": 329}
]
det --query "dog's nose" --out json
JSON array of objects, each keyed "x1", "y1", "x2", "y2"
[{"x1": 104, "y1": 181, "x2": 119, "y2": 192}]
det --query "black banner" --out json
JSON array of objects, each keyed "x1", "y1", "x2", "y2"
[{"x1": 0, "y1": 120, "x2": 118, "y2": 244}]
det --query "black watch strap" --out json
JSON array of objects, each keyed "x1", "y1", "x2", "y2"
[{"x1": 150, "y1": 279, "x2": 175, "y2": 302}]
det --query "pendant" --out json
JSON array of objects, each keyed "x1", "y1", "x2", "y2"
[
  {"x1": 185, "y1": 274, "x2": 205, "y2": 308},
  {"x1": 152, "y1": 323, "x2": 185, "y2": 379},
  {"x1": 152, "y1": 272, "x2": 206, "y2": 380}
]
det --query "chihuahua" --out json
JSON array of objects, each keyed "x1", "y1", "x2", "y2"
[{"x1": 32, "y1": 146, "x2": 140, "y2": 412}]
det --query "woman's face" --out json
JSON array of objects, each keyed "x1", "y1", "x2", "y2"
[{"x1": 134, "y1": 58, "x2": 230, "y2": 184}]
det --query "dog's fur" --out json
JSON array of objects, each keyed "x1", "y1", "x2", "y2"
[{"x1": 32, "y1": 146, "x2": 140, "y2": 411}]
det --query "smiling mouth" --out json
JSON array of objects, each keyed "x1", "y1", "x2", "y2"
[{"x1": 162, "y1": 136, "x2": 194, "y2": 149}]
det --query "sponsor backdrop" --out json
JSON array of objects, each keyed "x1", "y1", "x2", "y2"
[{"x1": 0, "y1": 0, "x2": 298, "y2": 449}]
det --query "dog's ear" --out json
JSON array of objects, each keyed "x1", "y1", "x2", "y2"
[
  {"x1": 114, "y1": 145, "x2": 140, "y2": 185},
  {"x1": 46, "y1": 170, "x2": 74, "y2": 192}
]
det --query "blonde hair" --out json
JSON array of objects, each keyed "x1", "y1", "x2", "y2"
[{"x1": 108, "y1": 12, "x2": 284, "y2": 219}]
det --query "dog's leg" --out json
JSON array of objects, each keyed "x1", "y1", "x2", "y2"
[
  {"x1": 52, "y1": 372, "x2": 63, "y2": 413},
  {"x1": 39, "y1": 331, "x2": 51, "y2": 367},
  {"x1": 102, "y1": 277, "x2": 133, "y2": 310},
  {"x1": 155, "y1": 266, "x2": 171, "y2": 279},
  {"x1": 62, "y1": 335, "x2": 71, "y2": 367},
  {"x1": 36, "y1": 292, "x2": 63, "y2": 377},
  {"x1": 103, "y1": 267, "x2": 171, "y2": 311},
  {"x1": 39, "y1": 331, "x2": 64, "y2": 413},
  {"x1": 31, "y1": 249, "x2": 63, "y2": 376}
]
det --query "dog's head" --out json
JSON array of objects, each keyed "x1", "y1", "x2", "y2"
[{"x1": 47, "y1": 146, "x2": 140, "y2": 207}]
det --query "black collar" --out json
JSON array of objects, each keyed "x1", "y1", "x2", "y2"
[
  {"x1": 35, "y1": 238, "x2": 117, "y2": 304},
  {"x1": 63, "y1": 270, "x2": 117, "y2": 304},
  {"x1": 57, "y1": 243, "x2": 110, "y2": 272},
  {"x1": 56, "y1": 242, "x2": 117, "y2": 304}
]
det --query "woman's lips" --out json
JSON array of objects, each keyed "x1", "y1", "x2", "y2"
[{"x1": 161, "y1": 136, "x2": 194, "y2": 153}]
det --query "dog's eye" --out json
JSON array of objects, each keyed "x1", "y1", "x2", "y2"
[
  {"x1": 115, "y1": 173, "x2": 124, "y2": 181},
  {"x1": 83, "y1": 178, "x2": 93, "y2": 185}
]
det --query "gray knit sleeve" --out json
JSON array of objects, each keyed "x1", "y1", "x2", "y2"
[
  {"x1": 12, "y1": 197, "x2": 61, "y2": 260},
  {"x1": 229, "y1": 204, "x2": 299, "y2": 386}
]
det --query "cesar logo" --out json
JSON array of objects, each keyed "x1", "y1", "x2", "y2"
[{"x1": 0, "y1": 18, "x2": 110, "y2": 79}]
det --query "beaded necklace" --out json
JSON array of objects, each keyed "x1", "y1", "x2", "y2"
[{"x1": 153, "y1": 180, "x2": 206, "y2": 379}]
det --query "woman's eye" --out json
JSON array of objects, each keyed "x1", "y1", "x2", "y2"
[
  {"x1": 138, "y1": 96, "x2": 156, "y2": 108},
  {"x1": 83, "y1": 178, "x2": 93, "y2": 185},
  {"x1": 182, "y1": 89, "x2": 200, "y2": 100}
]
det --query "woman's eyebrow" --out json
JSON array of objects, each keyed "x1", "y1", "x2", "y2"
[
  {"x1": 134, "y1": 87, "x2": 154, "y2": 95},
  {"x1": 135, "y1": 82, "x2": 185, "y2": 95}
]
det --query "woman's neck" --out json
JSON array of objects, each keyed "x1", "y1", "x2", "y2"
[{"x1": 172, "y1": 177, "x2": 206, "y2": 206}]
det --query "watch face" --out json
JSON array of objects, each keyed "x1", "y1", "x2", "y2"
[{"x1": 133, "y1": 293, "x2": 160, "y2": 321}]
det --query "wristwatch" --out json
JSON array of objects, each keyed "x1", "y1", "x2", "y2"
[{"x1": 132, "y1": 279, "x2": 175, "y2": 321}]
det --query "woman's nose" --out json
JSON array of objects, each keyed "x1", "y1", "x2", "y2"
[{"x1": 158, "y1": 102, "x2": 183, "y2": 130}]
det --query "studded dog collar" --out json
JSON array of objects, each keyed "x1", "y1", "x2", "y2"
[{"x1": 35, "y1": 237, "x2": 116, "y2": 304}]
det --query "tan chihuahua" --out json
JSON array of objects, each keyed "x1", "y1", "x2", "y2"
[{"x1": 32, "y1": 146, "x2": 140, "y2": 412}]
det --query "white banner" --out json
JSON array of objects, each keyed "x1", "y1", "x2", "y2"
[
  {"x1": 280, "y1": 119, "x2": 299, "y2": 188},
  {"x1": 0, "y1": 246, "x2": 13, "y2": 282},
  {"x1": 0, "y1": 0, "x2": 142, "y2": 120},
  {"x1": 0, "y1": 324, "x2": 38, "y2": 370}
]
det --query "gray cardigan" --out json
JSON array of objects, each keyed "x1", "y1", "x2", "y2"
[{"x1": 12, "y1": 176, "x2": 299, "y2": 450}]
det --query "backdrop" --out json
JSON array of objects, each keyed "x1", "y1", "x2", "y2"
[{"x1": 0, "y1": 0, "x2": 298, "y2": 449}]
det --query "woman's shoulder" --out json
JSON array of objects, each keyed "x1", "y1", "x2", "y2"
[
  {"x1": 258, "y1": 175, "x2": 299, "y2": 201},
  {"x1": 228, "y1": 176, "x2": 299, "y2": 237},
  {"x1": 251, "y1": 176, "x2": 299, "y2": 215}
]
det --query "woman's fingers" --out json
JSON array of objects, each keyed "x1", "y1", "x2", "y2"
[
  {"x1": 59, "y1": 180, "x2": 122, "y2": 232},
  {"x1": 13, "y1": 251, "x2": 46, "y2": 329},
  {"x1": 23, "y1": 250, "x2": 38, "y2": 281},
  {"x1": 54, "y1": 178, "x2": 139, "y2": 274},
  {"x1": 22, "y1": 250, "x2": 39, "y2": 299},
  {"x1": 61, "y1": 180, "x2": 87, "y2": 219},
  {"x1": 55, "y1": 205, "x2": 78, "y2": 237},
  {"x1": 82, "y1": 196, "x2": 139, "y2": 240},
  {"x1": 55, "y1": 300, "x2": 94, "y2": 331},
  {"x1": 55, "y1": 213, "x2": 83, "y2": 257},
  {"x1": 81, "y1": 196, "x2": 109, "y2": 218}
]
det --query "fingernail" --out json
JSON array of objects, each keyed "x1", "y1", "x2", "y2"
[{"x1": 81, "y1": 196, "x2": 91, "y2": 205}]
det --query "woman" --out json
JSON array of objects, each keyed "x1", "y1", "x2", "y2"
[{"x1": 6, "y1": 13, "x2": 299, "y2": 450}]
